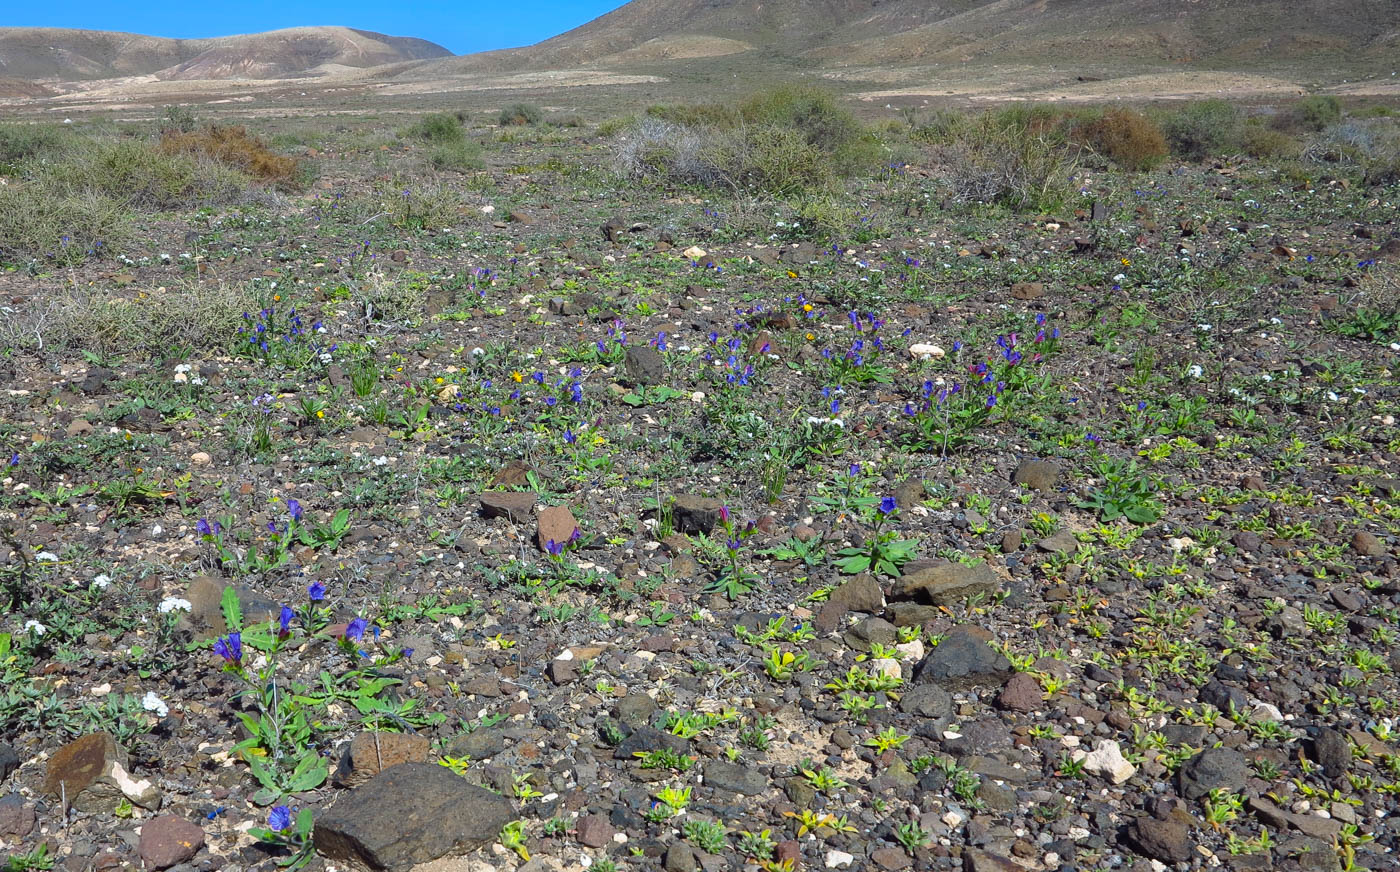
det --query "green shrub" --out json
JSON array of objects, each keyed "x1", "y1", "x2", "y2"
[
  {"x1": 408, "y1": 113, "x2": 464, "y2": 143},
  {"x1": 0, "y1": 183, "x2": 130, "y2": 265},
  {"x1": 0, "y1": 123, "x2": 70, "y2": 172},
  {"x1": 498, "y1": 103, "x2": 543, "y2": 127},
  {"x1": 1288, "y1": 95, "x2": 1342, "y2": 132},
  {"x1": 1161, "y1": 100, "x2": 1242, "y2": 160},
  {"x1": 1303, "y1": 120, "x2": 1400, "y2": 183},
  {"x1": 713, "y1": 125, "x2": 835, "y2": 195},
  {"x1": 911, "y1": 109, "x2": 971, "y2": 144},
  {"x1": 1240, "y1": 121, "x2": 1301, "y2": 160},
  {"x1": 1073, "y1": 108, "x2": 1167, "y2": 171},
  {"x1": 427, "y1": 140, "x2": 484, "y2": 172},
  {"x1": 40, "y1": 138, "x2": 250, "y2": 209}
]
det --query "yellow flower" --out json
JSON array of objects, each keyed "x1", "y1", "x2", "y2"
[
  {"x1": 435, "y1": 377, "x2": 444, "y2": 384},
  {"x1": 273, "y1": 294, "x2": 282, "y2": 302},
  {"x1": 805, "y1": 332, "x2": 816, "y2": 341},
  {"x1": 593, "y1": 434, "x2": 606, "y2": 447},
  {"x1": 511, "y1": 371, "x2": 523, "y2": 382},
  {"x1": 316, "y1": 410, "x2": 325, "y2": 419},
  {"x1": 1120, "y1": 257, "x2": 1131, "y2": 267},
  {"x1": 802, "y1": 303, "x2": 814, "y2": 312},
  {"x1": 787, "y1": 270, "x2": 798, "y2": 279}
]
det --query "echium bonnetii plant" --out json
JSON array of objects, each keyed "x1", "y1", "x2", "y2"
[
  {"x1": 835, "y1": 496, "x2": 917, "y2": 577},
  {"x1": 905, "y1": 317, "x2": 1061, "y2": 455},
  {"x1": 706, "y1": 505, "x2": 762, "y2": 600},
  {"x1": 249, "y1": 803, "x2": 315, "y2": 870},
  {"x1": 825, "y1": 311, "x2": 894, "y2": 385},
  {"x1": 197, "y1": 498, "x2": 306, "y2": 577}
]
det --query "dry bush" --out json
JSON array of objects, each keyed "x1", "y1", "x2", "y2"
[
  {"x1": 1073, "y1": 109, "x2": 1167, "y2": 171},
  {"x1": 935, "y1": 110, "x2": 1078, "y2": 212},
  {"x1": 0, "y1": 281, "x2": 260, "y2": 355},
  {"x1": 160, "y1": 126, "x2": 300, "y2": 189}
]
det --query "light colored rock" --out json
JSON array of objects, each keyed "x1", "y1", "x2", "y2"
[
  {"x1": 869, "y1": 658, "x2": 902, "y2": 681},
  {"x1": 826, "y1": 850, "x2": 855, "y2": 868},
  {"x1": 1079, "y1": 739, "x2": 1136, "y2": 785},
  {"x1": 682, "y1": 246, "x2": 707, "y2": 260},
  {"x1": 1251, "y1": 702, "x2": 1284, "y2": 723},
  {"x1": 894, "y1": 639, "x2": 925, "y2": 662},
  {"x1": 908, "y1": 343, "x2": 946, "y2": 360}
]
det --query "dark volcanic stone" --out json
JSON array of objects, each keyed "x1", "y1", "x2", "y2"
[
  {"x1": 704, "y1": 759, "x2": 768, "y2": 795},
  {"x1": 1178, "y1": 747, "x2": 1249, "y2": 801},
  {"x1": 898, "y1": 683, "x2": 953, "y2": 719},
  {"x1": 314, "y1": 763, "x2": 513, "y2": 871},
  {"x1": 1308, "y1": 728, "x2": 1352, "y2": 776},
  {"x1": 913, "y1": 625, "x2": 1012, "y2": 690},
  {"x1": 671, "y1": 495, "x2": 722, "y2": 535},
  {"x1": 0, "y1": 744, "x2": 17, "y2": 782},
  {"x1": 1123, "y1": 815, "x2": 1192, "y2": 864},
  {"x1": 624, "y1": 345, "x2": 666, "y2": 385}
]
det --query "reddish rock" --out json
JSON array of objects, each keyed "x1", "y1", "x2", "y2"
[
  {"x1": 480, "y1": 492, "x2": 535, "y2": 524},
  {"x1": 576, "y1": 814, "x2": 614, "y2": 848},
  {"x1": 335, "y1": 732, "x2": 431, "y2": 787},
  {"x1": 996, "y1": 671, "x2": 1044, "y2": 713},
  {"x1": 139, "y1": 815, "x2": 205, "y2": 870},
  {"x1": 537, "y1": 505, "x2": 579, "y2": 552}
]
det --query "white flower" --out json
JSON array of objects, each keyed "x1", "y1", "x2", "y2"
[
  {"x1": 158, "y1": 597, "x2": 192, "y2": 614},
  {"x1": 1187, "y1": 365, "x2": 1204, "y2": 379},
  {"x1": 142, "y1": 691, "x2": 169, "y2": 718},
  {"x1": 23, "y1": 620, "x2": 47, "y2": 636},
  {"x1": 36, "y1": 551, "x2": 58, "y2": 562},
  {"x1": 92, "y1": 574, "x2": 112, "y2": 589},
  {"x1": 1197, "y1": 323, "x2": 1213, "y2": 332}
]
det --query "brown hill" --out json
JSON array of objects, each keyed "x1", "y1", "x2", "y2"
[
  {"x1": 406, "y1": 0, "x2": 1400, "y2": 79},
  {"x1": 0, "y1": 26, "x2": 450, "y2": 81}
]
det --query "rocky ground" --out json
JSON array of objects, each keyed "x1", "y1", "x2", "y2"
[{"x1": 1, "y1": 116, "x2": 1399, "y2": 872}]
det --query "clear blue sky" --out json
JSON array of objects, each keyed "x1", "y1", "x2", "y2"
[{"x1": 7, "y1": 2, "x2": 630, "y2": 55}]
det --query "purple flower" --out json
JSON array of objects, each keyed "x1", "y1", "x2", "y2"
[
  {"x1": 569, "y1": 527, "x2": 582, "y2": 543},
  {"x1": 345, "y1": 617, "x2": 369, "y2": 641},
  {"x1": 986, "y1": 394, "x2": 997, "y2": 408},
  {"x1": 879, "y1": 496, "x2": 897, "y2": 515},
  {"x1": 278, "y1": 606, "x2": 294, "y2": 637},
  {"x1": 267, "y1": 805, "x2": 292, "y2": 832},
  {"x1": 213, "y1": 632, "x2": 242, "y2": 665},
  {"x1": 287, "y1": 499, "x2": 303, "y2": 522},
  {"x1": 564, "y1": 429, "x2": 577, "y2": 444},
  {"x1": 545, "y1": 539, "x2": 564, "y2": 556},
  {"x1": 849, "y1": 463, "x2": 860, "y2": 477},
  {"x1": 727, "y1": 537, "x2": 741, "y2": 551},
  {"x1": 401, "y1": 647, "x2": 414, "y2": 660},
  {"x1": 196, "y1": 518, "x2": 213, "y2": 537},
  {"x1": 308, "y1": 581, "x2": 326, "y2": 601},
  {"x1": 7, "y1": 452, "x2": 16, "y2": 467},
  {"x1": 718, "y1": 505, "x2": 730, "y2": 524}
]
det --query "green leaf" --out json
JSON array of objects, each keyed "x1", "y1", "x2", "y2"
[
  {"x1": 835, "y1": 554, "x2": 871, "y2": 575},
  {"x1": 221, "y1": 585, "x2": 243, "y2": 632},
  {"x1": 294, "y1": 807, "x2": 315, "y2": 838}
]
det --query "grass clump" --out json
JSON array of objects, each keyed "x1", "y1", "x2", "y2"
[
  {"x1": 0, "y1": 123, "x2": 70, "y2": 172},
  {"x1": 498, "y1": 103, "x2": 543, "y2": 127},
  {"x1": 1282, "y1": 95, "x2": 1342, "y2": 133},
  {"x1": 427, "y1": 140, "x2": 484, "y2": 172},
  {"x1": 1073, "y1": 108, "x2": 1168, "y2": 171},
  {"x1": 159, "y1": 126, "x2": 301, "y2": 189}
]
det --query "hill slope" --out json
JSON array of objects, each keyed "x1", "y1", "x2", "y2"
[
  {"x1": 0, "y1": 26, "x2": 451, "y2": 81},
  {"x1": 406, "y1": 0, "x2": 1400, "y2": 78}
]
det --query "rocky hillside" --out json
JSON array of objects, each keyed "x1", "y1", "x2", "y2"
[{"x1": 0, "y1": 26, "x2": 451, "y2": 81}]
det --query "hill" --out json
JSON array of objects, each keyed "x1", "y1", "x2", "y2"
[
  {"x1": 405, "y1": 0, "x2": 1400, "y2": 79},
  {"x1": 0, "y1": 26, "x2": 451, "y2": 82}
]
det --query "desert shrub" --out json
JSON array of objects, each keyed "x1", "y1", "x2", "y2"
[
  {"x1": 498, "y1": 103, "x2": 543, "y2": 126},
  {"x1": 549, "y1": 114, "x2": 585, "y2": 128},
  {"x1": 613, "y1": 118, "x2": 717, "y2": 185},
  {"x1": 0, "y1": 123, "x2": 70, "y2": 172},
  {"x1": 936, "y1": 110, "x2": 1077, "y2": 212},
  {"x1": 911, "y1": 109, "x2": 972, "y2": 144},
  {"x1": 389, "y1": 181, "x2": 464, "y2": 230},
  {"x1": 1, "y1": 281, "x2": 260, "y2": 355},
  {"x1": 44, "y1": 138, "x2": 251, "y2": 209},
  {"x1": 1304, "y1": 120, "x2": 1400, "y2": 185},
  {"x1": 1161, "y1": 100, "x2": 1242, "y2": 160},
  {"x1": 407, "y1": 113, "x2": 463, "y2": 143},
  {"x1": 161, "y1": 105, "x2": 198, "y2": 133},
  {"x1": 427, "y1": 140, "x2": 484, "y2": 172},
  {"x1": 646, "y1": 102, "x2": 739, "y2": 129},
  {"x1": 1284, "y1": 95, "x2": 1342, "y2": 132},
  {"x1": 158, "y1": 126, "x2": 300, "y2": 189},
  {"x1": 711, "y1": 125, "x2": 835, "y2": 195},
  {"x1": 1240, "y1": 121, "x2": 1301, "y2": 160},
  {"x1": 1073, "y1": 108, "x2": 1167, "y2": 171},
  {"x1": 0, "y1": 184, "x2": 130, "y2": 266}
]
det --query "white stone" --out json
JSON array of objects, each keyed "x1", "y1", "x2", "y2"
[
  {"x1": 1080, "y1": 739, "x2": 1137, "y2": 785},
  {"x1": 908, "y1": 343, "x2": 946, "y2": 360},
  {"x1": 683, "y1": 246, "x2": 707, "y2": 260},
  {"x1": 1251, "y1": 702, "x2": 1284, "y2": 723},
  {"x1": 942, "y1": 810, "x2": 964, "y2": 828},
  {"x1": 869, "y1": 658, "x2": 902, "y2": 681},
  {"x1": 826, "y1": 850, "x2": 855, "y2": 868},
  {"x1": 895, "y1": 640, "x2": 925, "y2": 661}
]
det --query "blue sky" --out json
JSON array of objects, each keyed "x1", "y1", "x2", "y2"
[{"x1": 9, "y1": 2, "x2": 630, "y2": 55}]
